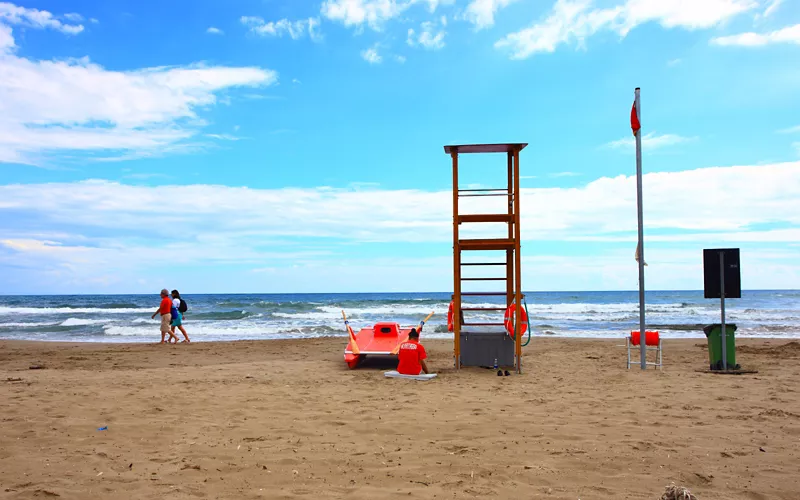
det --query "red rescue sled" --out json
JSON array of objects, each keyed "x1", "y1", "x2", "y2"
[{"x1": 342, "y1": 311, "x2": 433, "y2": 369}]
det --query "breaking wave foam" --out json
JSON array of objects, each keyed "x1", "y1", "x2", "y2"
[{"x1": 0, "y1": 306, "x2": 152, "y2": 315}]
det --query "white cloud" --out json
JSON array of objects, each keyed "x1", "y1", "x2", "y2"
[
  {"x1": 571, "y1": 228, "x2": 800, "y2": 244},
  {"x1": 206, "y1": 26, "x2": 224, "y2": 35},
  {"x1": 464, "y1": 0, "x2": 518, "y2": 29},
  {"x1": 0, "y1": 23, "x2": 12, "y2": 52},
  {"x1": 123, "y1": 172, "x2": 171, "y2": 180},
  {"x1": 292, "y1": 78, "x2": 301, "y2": 84},
  {"x1": 667, "y1": 58, "x2": 681, "y2": 66},
  {"x1": 241, "y1": 16, "x2": 322, "y2": 41},
  {"x1": 606, "y1": 132, "x2": 696, "y2": 150},
  {"x1": 711, "y1": 23, "x2": 800, "y2": 47},
  {"x1": 63, "y1": 13, "x2": 83, "y2": 22},
  {"x1": 321, "y1": 0, "x2": 404, "y2": 30},
  {"x1": 0, "y1": 2, "x2": 84, "y2": 35},
  {"x1": 205, "y1": 133, "x2": 240, "y2": 141},
  {"x1": 0, "y1": 161, "x2": 797, "y2": 243},
  {"x1": 321, "y1": 0, "x2": 453, "y2": 31},
  {"x1": 424, "y1": 0, "x2": 456, "y2": 13},
  {"x1": 2, "y1": 161, "x2": 799, "y2": 292},
  {"x1": 395, "y1": 54, "x2": 407, "y2": 63},
  {"x1": 240, "y1": 16, "x2": 263, "y2": 26},
  {"x1": 0, "y1": 10, "x2": 277, "y2": 164},
  {"x1": 496, "y1": 0, "x2": 757, "y2": 59},
  {"x1": 778, "y1": 125, "x2": 800, "y2": 134},
  {"x1": 762, "y1": 0, "x2": 783, "y2": 17},
  {"x1": 407, "y1": 21, "x2": 446, "y2": 49},
  {"x1": 361, "y1": 44, "x2": 382, "y2": 63}
]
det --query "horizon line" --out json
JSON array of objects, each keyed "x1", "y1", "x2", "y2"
[{"x1": 0, "y1": 289, "x2": 796, "y2": 297}]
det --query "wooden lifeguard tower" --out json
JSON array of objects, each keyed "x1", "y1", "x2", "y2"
[{"x1": 445, "y1": 143, "x2": 528, "y2": 373}]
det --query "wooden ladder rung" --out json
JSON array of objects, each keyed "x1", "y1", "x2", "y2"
[
  {"x1": 459, "y1": 238, "x2": 515, "y2": 251},
  {"x1": 460, "y1": 277, "x2": 506, "y2": 281},
  {"x1": 460, "y1": 292, "x2": 507, "y2": 296},
  {"x1": 458, "y1": 214, "x2": 513, "y2": 224},
  {"x1": 462, "y1": 322, "x2": 505, "y2": 327},
  {"x1": 461, "y1": 262, "x2": 507, "y2": 266},
  {"x1": 460, "y1": 307, "x2": 507, "y2": 311}
]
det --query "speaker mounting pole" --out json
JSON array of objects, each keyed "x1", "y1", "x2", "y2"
[{"x1": 719, "y1": 251, "x2": 727, "y2": 371}]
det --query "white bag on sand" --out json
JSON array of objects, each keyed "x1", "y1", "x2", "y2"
[{"x1": 384, "y1": 370, "x2": 437, "y2": 381}]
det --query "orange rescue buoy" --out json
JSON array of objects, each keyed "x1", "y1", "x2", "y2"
[
  {"x1": 504, "y1": 303, "x2": 528, "y2": 338},
  {"x1": 447, "y1": 301, "x2": 455, "y2": 332}
]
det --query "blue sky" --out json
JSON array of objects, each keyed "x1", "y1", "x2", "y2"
[{"x1": 0, "y1": 0, "x2": 799, "y2": 294}]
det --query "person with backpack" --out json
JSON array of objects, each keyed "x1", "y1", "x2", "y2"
[{"x1": 170, "y1": 290, "x2": 191, "y2": 343}]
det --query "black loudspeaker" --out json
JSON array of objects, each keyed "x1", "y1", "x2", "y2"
[{"x1": 703, "y1": 248, "x2": 741, "y2": 299}]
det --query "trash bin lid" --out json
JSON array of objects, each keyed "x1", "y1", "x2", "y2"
[{"x1": 703, "y1": 324, "x2": 737, "y2": 336}]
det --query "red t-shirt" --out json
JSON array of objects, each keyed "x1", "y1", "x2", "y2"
[
  {"x1": 397, "y1": 339, "x2": 427, "y2": 375},
  {"x1": 159, "y1": 297, "x2": 172, "y2": 315}
]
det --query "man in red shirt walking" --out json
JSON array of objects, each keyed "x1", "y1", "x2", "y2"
[
  {"x1": 396, "y1": 329, "x2": 429, "y2": 376},
  {"x1": 151, "y1": 289, "x2": 177, "y2": 344}
]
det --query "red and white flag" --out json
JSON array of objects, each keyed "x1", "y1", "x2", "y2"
[{"x1": 630, "y1": 101, "x2": 641, "y2": 136}]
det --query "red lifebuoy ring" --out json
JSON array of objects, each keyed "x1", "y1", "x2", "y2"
[
  {"x1": 504, "y1": 303, "x2": 528, "y2": 338},
  {"x1": 447, "y1": 301, "x2": 455, "y2": 332}
]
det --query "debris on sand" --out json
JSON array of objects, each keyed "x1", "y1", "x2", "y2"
[{"x1": 661, "y1": 483, "x2": 697, "y2": 500}]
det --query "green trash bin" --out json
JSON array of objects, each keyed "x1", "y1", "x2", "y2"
[{"x1": 703, "y1": 324, "x2": 739, "y2": 370}]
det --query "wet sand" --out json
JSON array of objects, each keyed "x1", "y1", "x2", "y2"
[{"x1": 1, "y1": 337, "x2": 799, "y2": 499}]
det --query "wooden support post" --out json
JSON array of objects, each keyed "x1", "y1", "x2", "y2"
[
  {"x1": 513, "y1": 148, "x2": 523, "y2": 374},
  {"x1": 506, "y1": 152, "x2": 514, "y2": 307},
  {"x1": 452, "y1": 151, "x2": 461, "y2": 370}
]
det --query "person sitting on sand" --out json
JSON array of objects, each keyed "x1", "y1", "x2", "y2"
[
  {"x1": 151, "y1": 289, "x2": 178, "y2": 344},
  {"x1": 170, "y1": 290, "x2": 190, "y2": 343},
  {"x1": 397, "y1": 328, "x2": 429, "y2": 376}
]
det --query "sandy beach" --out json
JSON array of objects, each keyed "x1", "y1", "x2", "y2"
[{"x1": 1, "y1": 337, "x2": 799, "y2": 499}]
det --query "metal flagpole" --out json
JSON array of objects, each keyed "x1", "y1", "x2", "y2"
[{"x1": 634, "y1": 87, "x2": 646, "y2": 370}]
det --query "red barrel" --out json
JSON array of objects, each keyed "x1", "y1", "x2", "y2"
[{"x1": 630, "y1": 330, "x2": 660, "y2": 346}]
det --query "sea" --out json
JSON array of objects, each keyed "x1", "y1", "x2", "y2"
[{"x1": 0, "y1": 290, "x2": 797, "y2": 343}]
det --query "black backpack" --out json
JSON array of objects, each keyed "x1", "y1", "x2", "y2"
[{"x1": 178, "y1": 298, "x2": 188, "y2": 313}]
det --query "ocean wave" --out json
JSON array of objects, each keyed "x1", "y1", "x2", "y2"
[
  {"x1": 647, "y1": 323, "x2": 707, "y2": 331},
  {"x1": 526, "y1": 302, "x2": 701, "y2": 314},
  {"x1": 270, "y1": 304, "x2": 446, "y2": 321},
  {"x1": 251, "y1": 301, "x2": 324, "y2": 312},
  {"x1": 319, "y1": 304, "x2": 447, "y2": 317},
  {"x1": 0, "y1": 306, "x2": 152, "y2": 315},
  {"x1": 102, "y1": 322, "x2": 342, "y2": 339},
  {"x1": 189, "y1": 310, "x2": 255, "y2": 321},
  {"x1": 60, "y1": 318, "x2": 115, "y2": 327},
  {"x1": 0, "y1": 321, "x2": 60, "y2": 328}
]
